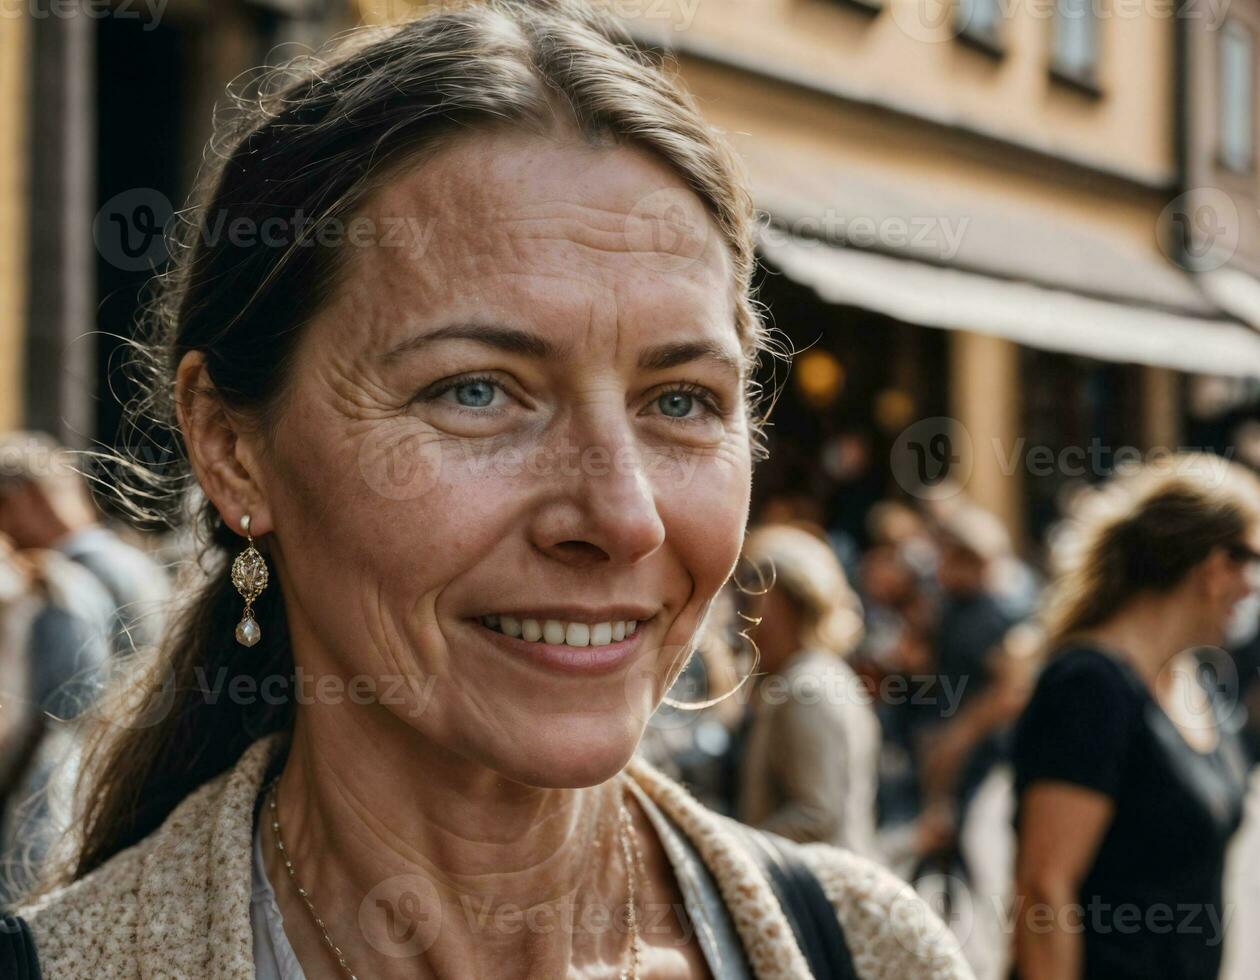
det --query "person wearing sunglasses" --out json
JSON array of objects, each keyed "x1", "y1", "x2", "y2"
[{"x1": 1012, "y1": 455, "x2": 1260, "y2": 980}]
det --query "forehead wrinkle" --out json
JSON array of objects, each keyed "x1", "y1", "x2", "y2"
[
  {"x1": 499, "y1": 200, "x2": 713, "y2": 263},
  {"x1": 321, "y1": 140, "x2": 739, "y2": 374}
]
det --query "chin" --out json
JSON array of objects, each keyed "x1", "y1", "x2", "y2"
[{"x1": 489, "y1": 714, "x2": 647, "y2": 789}]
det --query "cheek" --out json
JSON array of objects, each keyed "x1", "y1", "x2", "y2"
[
  {"x1": 654, "y1": 445, "x2": 751, "y2": 602},
  {"x1": 281, "y1": 419, "x2": 521, "y2": 569}
]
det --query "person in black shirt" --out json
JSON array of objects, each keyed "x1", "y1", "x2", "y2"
[{"x1": 1012, "y1": 457, "x2": 1260, "y2": 980}]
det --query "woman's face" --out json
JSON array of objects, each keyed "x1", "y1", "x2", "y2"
[
  {"x1": 252, "y1": 129, "x2": 752, "y2": 788},
  {"x1": 1210, "y1": 532, "x2": 1260, "y2": 644}
]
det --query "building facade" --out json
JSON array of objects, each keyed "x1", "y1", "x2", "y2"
[
  {"x1": 616, "y1": 0, "x2": 1260, "y2": 550},
  {"x1": 2, "y1": 0, "x2": 1259, "y2": 548}
]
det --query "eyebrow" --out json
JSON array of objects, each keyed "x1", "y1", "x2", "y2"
[
  {"x1": 381, "y1": 322, "x2": 745, "y2": 380},
  {"x1": 638, "y1": 339, "x2": 745, "y2": 381},
  {"x1": 381, "y1": 323, "x2": 556, "y2": 363}
]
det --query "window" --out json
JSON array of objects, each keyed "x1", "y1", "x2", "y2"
[
  {"x1": 957, "y1": 0, "x2": 1003, "y2": 52},
  {"x1": 1219, "y1": 21, "x2": 1254, "y2": 172},
  {"x1": 1052, "y1": 0, "x2": 1098, "y2": 86}
]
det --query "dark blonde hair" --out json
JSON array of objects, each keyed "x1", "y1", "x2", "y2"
[
  {"x1": 44, "y1": 0, "x2": 783, "y2": 891},
  {"x1": 742, "y1": 522, "x2": 865, "y2": 656},
  {"x1": 1042, "y1": 454, "x2": 1260, "y2": 653}
]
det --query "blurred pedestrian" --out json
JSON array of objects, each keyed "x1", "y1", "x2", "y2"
[
  {"x1": 1012, "y1": 456, "x2": 1260, "y2": 980},
  {"x1": 736, "y1": 522, "x2": 882, "y2": 857},
  {"x1": 907, "y1": 505, "x2": 1021, "y2": 833},
  {"x1": 0, "y1": 538, "x2": 39, "y2": 814},
  {"x1": 0, "y1": 532, "x2": 112, "y2": 905},
  {"x1": 930, "y1": 505, "x2": 1016, "y2": 716},
  {"x1": 0, "y1": 432, "x2": 170, "y2": 657}
]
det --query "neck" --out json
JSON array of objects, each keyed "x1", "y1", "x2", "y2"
[
  {"x1": 268, "y1": 705, "x2": 633, "y2": 979},
  {"x1": 1084, "y1": 594, "x2": 1202, "y2": 687}
]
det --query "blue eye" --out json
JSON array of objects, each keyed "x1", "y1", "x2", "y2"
[
  {"x1": 658, "y1": 391, "x2": 695, "y2": 418},
  {"x1": 649, "y1": 383, "x2": 724, "y2": 424},
  {"x1": 421, "y1": 374, "x2": 504, "y2": 411},
  {"x1": 452, "y1": 379, "x2": 496, "y2": 408}
]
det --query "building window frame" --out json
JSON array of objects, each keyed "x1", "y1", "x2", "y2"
[
  {"x1": 1218, "y1": 18, "x2": 1255, "y2": 174},
  {"x1": 1050, "y1": 0, "x2": 1102, "y2": 96},
  {"x1": 956, "y1": 0, "x2": 1006, "y2": 58}
]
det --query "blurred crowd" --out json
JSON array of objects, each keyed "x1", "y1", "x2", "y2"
[
  {"x1": 637, "y1": 489, "x2": 1046, "y2": 975},
  {"x1": 3, "y1": 428, "x2": 1260, "y2": 979},
  {"x1": 640, "y1": 460, "x2": 1260, "y2": 980}
]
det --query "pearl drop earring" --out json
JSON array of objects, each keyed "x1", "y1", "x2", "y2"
[{"x1": 231, "y1": 514, "x2": 269, "y2": 647}]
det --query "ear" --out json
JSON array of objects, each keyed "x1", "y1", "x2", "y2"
[
  {"x1": 174, "y1": 351, "x2": 274, "y2": 538},
  {"x1": 1194, "y1": 547, "x2": 1234, "y2": 603}
]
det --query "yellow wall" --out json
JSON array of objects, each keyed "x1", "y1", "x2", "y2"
[
  {"x1": 0, "y1": 11, "x2": 27, "y2": 431},
  {"x1": 672, "y1": 57, "x2": 1168, "y2": 258},
  {"x1": 635, "y1": 0, "x2": 1175, "y2": 185},
  {"x1": 950, "y1": 331, "x2": 1025, "y2": 546}
]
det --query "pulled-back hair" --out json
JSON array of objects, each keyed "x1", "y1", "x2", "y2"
[
  {"x1": 42, "y1": 0, "x2": 779, "y2": 891},
  {"x1": 1041, "y1": 454, "x2": 1260, "y2": 653}
]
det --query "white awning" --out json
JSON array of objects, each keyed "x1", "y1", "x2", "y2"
[
  {"x1": 758, "y1": 229, "x2": 1260, "y2": 379},
  {"x1": 1198, "y1": 267, "x2": 1260, "y2": 334}
]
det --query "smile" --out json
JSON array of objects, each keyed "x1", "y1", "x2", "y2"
[{"x1": 479, "y1": 615, "x2": 641, "y2": 647}]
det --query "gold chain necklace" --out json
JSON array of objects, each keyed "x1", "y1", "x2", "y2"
[{"x1": 265, "y1": 776, "x2": 643, "y2": 979}]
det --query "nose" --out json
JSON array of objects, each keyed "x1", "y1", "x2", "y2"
[{"x1": 528, "y1": 411, "x2": 667, "y2": 569}]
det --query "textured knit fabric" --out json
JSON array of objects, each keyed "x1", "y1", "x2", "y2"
[{"x1": 17, "y1": 734, "x2": 974, "y2": 979}]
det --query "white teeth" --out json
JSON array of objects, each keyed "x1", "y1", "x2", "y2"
[{"x1": 480, "y1": 615, "x2": 643, "y2": 647}]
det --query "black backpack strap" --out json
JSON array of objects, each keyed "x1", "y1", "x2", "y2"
[
  {"x1": 728, "y1": 823, "x2": 860, "y2": 979},
  {"x1": 0, "y1": 914, "x2": 42, "y2": 980}
]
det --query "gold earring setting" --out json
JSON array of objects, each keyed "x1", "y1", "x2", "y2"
[{"x1": 232, "y1": 514, "x2": 269, "y2": 647}]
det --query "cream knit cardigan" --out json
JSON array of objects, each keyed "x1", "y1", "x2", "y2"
[{"x1": 16, "y1": 735, "x2": 974, "y2": 979}]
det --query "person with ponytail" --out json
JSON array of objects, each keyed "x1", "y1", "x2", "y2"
[
  {"x1": 3, "y1": 3, "x2": 973, "y2": 977},
  {"x1": 735, "y1": 522, "x2": 881, "y2": 858},
  {"x1": 1011, "y1": 455, "x2": 1260, "y2": 980}
]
